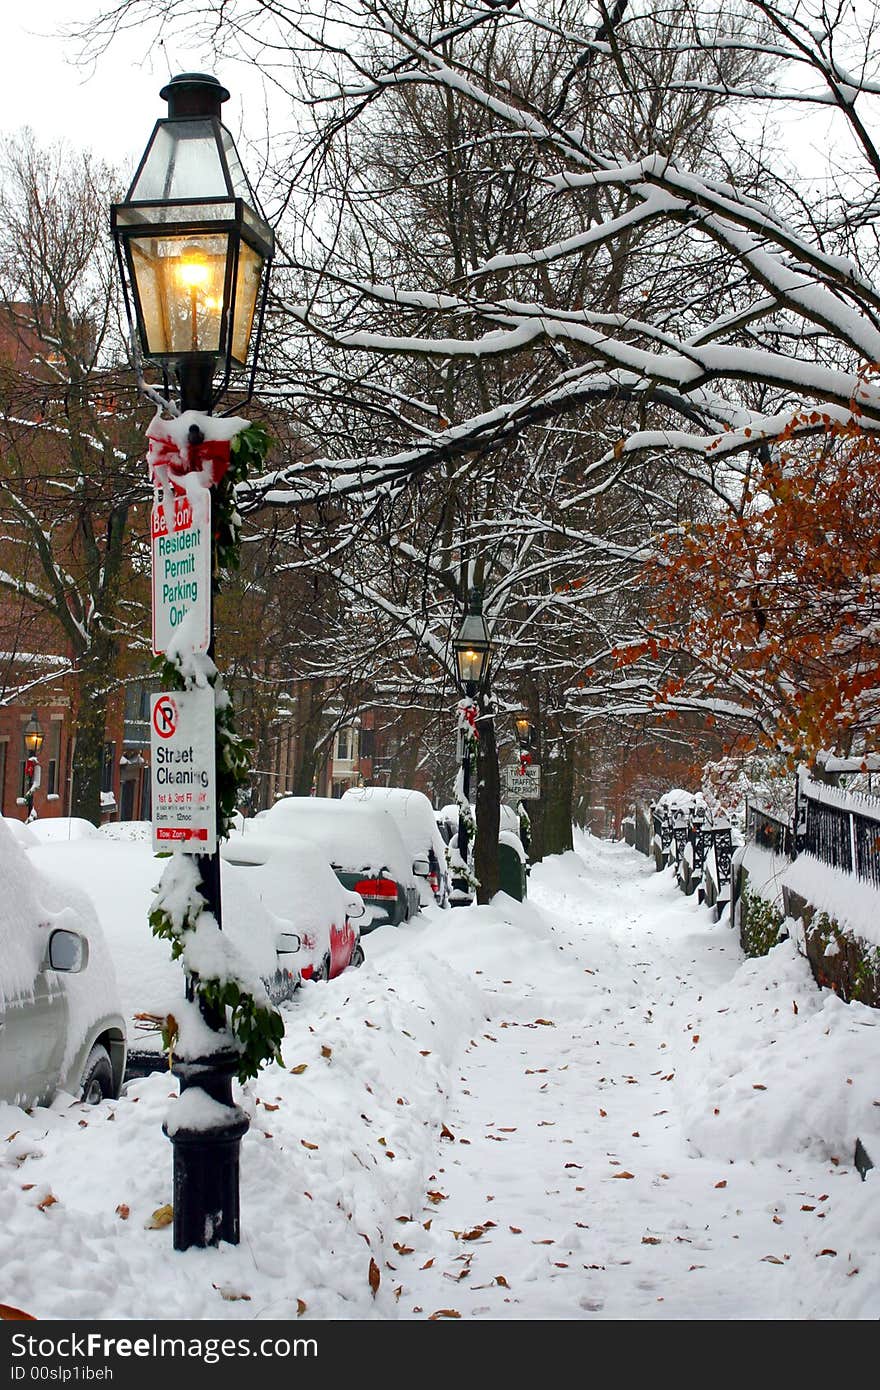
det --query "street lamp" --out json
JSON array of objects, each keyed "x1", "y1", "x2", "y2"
[
  {"x1": 111, "y1": 72, "x2": 275, "y2": 412},
  {"x1": 23, "y1": 712, "x2": 44, "y2": 758},
  {"x1": 22, "y1": 713, "x2": 43, "y2": 821},
  {"x1": 452, "y1": 587, "x2": 493, "y2": 876},
  {"x1": 514, "y1": 717, "x2": 533, "y2": 752},
  {"x1": 111, "y1": 74, "x2": 274, "y2": 1253},
  {"x1": 453, "y1": 586, "x2": 492, "y2": 697}
]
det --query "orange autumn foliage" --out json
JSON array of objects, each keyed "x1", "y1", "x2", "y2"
[{"x1": 617, "y1": 431, "x2": 880, "y2": 757}]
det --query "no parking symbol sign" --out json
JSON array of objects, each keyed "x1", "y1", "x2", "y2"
[{"x1": 150, "y1": 686, "x2": 217, "y2": 854}]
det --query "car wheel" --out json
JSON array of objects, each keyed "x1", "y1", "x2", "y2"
[
  {"x1": 80, "y1": 1044, "x2": 113, "y2": 1105},
  {"x1": 351, "y1": 943, "x2": 365, "y2": 968}
]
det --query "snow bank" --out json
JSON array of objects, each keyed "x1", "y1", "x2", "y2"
[
  {"x1": 734, "y1": 841, "x2": 790, "y2": 908},
  {"x1": 782, "y1": 853, "x2": 880, "y2": 949},
  {"x1": 675, "y1": 939, "x2": 880, "y2": 1165}
]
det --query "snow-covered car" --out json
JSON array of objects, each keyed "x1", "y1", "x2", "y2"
[
  {"x1": 27, "y1": 817, "x2": 103, "y2": 843},
  {"x1": 0, "y1": 818, "x2": 127, "y2": 1109},
  {"x1": 342, "y1": 785, "x2": 450, "y2": 907},
  {"x1": 221, "y1": 829, "x2": 364, "y2": 981},
  {"x1": 98, "y1": 820, "x2": 153, "y2": 843},
  {"x1": 258, "y1": 796, "x2": 421, "y2": 929},
  {"x1": 26, "y1": 837, "x2": 302, "y2": 1074},
  {"x1": 1, "y1": 815, "x2": 39, "y2": 848}
]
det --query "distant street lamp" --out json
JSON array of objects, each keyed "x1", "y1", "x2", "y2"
[
  {"x1": 22, "y1": 713, "x2": 44, "y2": 821},
  {"x1": 452, "y1": 587, "x2": 493, "y2": 875},
  {"x1": 515, "y1": 717, "x2": 533, "y2": 753},
  {"x1": 453, "y1": 587, "x2": 492, "y2": 696},
  {"x1": 111, "y1": 73, "x2": 274, "y2": 1253}
]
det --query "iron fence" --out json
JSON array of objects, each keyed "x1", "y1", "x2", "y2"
[
  {"x1": 799, "y1": 779, "x2": 880, "y2": 890},
  {"x1": 744, "y1": 800, "x2": 793, "y2": 857}
]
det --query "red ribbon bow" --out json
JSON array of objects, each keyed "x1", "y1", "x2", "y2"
[
  {"x1": 148, "y1": 429, "x2": 231, "y2": 487},
  {"x1": 458, "y1": 700, "x2": 479, "y2": 740}
]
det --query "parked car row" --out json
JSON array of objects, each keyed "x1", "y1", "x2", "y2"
[{"x1": 0, "y1": 782, "x2": 498, "y2": 1112}]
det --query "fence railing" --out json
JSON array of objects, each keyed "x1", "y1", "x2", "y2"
[
  {"x1": 744, "y1": 799, "x2": 794, "y2": 858},
  {"x1": 650, "y1": 802, "x2": 733, "y2": 910},
  {"x1": 641, "y1": 769, "x2": 880, "y2": 928},
  {"x1": 798, "y1": 773, "x2": 880, "y2": 890},
  {"x1": 734, "y1": 774, "x2": 880, "y2": 892}
]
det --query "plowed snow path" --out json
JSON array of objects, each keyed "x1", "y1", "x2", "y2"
[{"x1": 388, "y1": 837, "x2": 865, "y2": 1319}]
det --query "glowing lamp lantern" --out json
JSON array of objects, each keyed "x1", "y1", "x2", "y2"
[
  {"x1": 453, "y1": 587, "x2": 493, "y2": 693},
  {"x1": 111, "y1": 73, "x2": 275, "y2": 409},
  {"x1": 515, "y1": 717, "x2": 532, "y2": 749},
  {"x1": 23, "y1": 713, "x2": 44, "y2": 758}
]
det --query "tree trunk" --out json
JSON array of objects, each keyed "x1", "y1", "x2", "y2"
[
  {"x1": 291, "y1": 683, "x2": 327, "y2": 795},
  {"x1": 474, "y1": 696, "x2": 500, "y2": 904},
  {"x1": 70, "y1": 650, "x2": 114, "y2": 823},
  {"x1": 542, "y1": 738, "x2": 574, "y2": 856}
]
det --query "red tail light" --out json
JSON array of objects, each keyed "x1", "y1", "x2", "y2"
[
  {"x1": 428, "y1": 872, "x2": 440, "y2": 894},
  {"x1": 354, "y1": 877, "x2": 399, "y2": 900}
]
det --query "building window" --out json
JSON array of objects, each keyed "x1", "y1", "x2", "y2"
[
  {"x1": 124, "y1": 681, "x2": 156, "y2": 748},
  {"x1": 101, "y1": 742, "x2": 116, "y2": 795},
  {"x1": 335, "y1": 726, "x2": 358, "y2": 763},
  {"x1": 46, "y1": 720, "x2": 61, "y2": 797}
]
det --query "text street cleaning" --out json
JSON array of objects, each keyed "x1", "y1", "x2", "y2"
[{"x1": 150, "y1": 686, "x2": 217, "y2": 855}]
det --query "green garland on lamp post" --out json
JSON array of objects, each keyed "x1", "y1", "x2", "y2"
[{"x1": 148, "y1": 421, "x2": 285, "y2": 1083}]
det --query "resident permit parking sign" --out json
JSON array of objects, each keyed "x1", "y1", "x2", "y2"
[
  {"x1": 150, "y1": 687, "x2": 217, "y2": 854},
  {"x1": 151, "y1": 489, "x2": 211, "y2": 656}
]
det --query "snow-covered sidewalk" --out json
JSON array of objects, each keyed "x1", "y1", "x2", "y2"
[{"x1": 2, "y1": 832, "x2": 878, "y2": 1320}]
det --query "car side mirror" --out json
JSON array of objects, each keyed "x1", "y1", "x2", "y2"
[
  {"x1": 412, "y1": 857, "x2": 431, "y2": 876},
  {"x1": 46, "y1": 928, "x2": 88, "y2": 974},
  {"x1": 275, "y1": 932, "x2": 301, "y2": 955},
  {"x1": 347, "y1": 899, "x2": 366, "y2": 921}
]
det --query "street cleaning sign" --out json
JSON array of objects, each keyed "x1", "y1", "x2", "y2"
[
  {"x1": 151, "y1": 489, "x2": 211, "y2": 656},
  {"x1": 502, "y1": 763, "x2": 541, "y2": 799},
  {"x1": 150, "y1": 687, "x2": 217, "y2": 854}
]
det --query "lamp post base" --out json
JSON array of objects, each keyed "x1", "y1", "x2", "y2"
[{"x1": 164, "y1": 1051, "x2": 249, "y2": 1250}]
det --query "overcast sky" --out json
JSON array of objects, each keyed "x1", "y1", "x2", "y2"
[
  {"x1": 0, "y1": 2, "x2": 859, "y2": 198},
  {"x1": 0, "y1": 2, "x2": 275, "y2": 179}
]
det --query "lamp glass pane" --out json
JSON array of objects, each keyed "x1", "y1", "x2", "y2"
[
  {"x1": 130, "y1": 232, "x2": 231, "y2": 356},
  {"x1": 231, "y1": 241, "x2": 264, "y2": 364},
  {"x1": 456, "y1": 648, "x2": 486, "y2": 685},
  {"x1": 130, "y1": 121, "x2": 230, "y2": 201},
  {"x1": 220, "y1": 126, "x2": 258, "y2": 201},
  {"x1": 116, "y1": 200, "x2": 236, "y2": 227}
]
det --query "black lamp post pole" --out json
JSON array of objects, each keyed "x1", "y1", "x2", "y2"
[
  {"x1": 458, "y1": 677, "x2": 477, "y2": 870},
  {"x1": 161, "y1": 82, "x2": 248, "y2": 1254},
  {"x1": 165, "y1": 343, "x2": 250, "y2": 1254}
]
